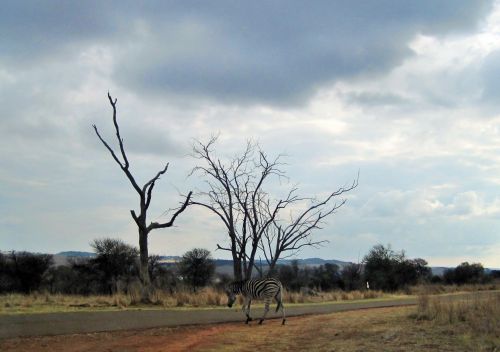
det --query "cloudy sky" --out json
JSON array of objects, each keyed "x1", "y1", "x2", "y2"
[{"x1": 1, "y1": 1, "x2": 500, "y2": 267}]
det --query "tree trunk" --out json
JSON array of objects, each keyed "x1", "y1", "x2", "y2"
[
  {"x1": 233, "y1": 255, "x2": 242, "y2": 281},
  {"x1": 229, "y1": 229, "x2": 243, "y2": 281},
  {"x1": 244, "y1": 241, "x2": 259, "y2": 280},
  {"x1": 138, "y1": 228, "x2": 151, "y2": 288},
  {"x1": 267, "y1": 257, "x2": 279, "y2": 277}
]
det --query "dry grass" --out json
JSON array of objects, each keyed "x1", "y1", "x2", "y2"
[
  {"x1": 411, "y1": 291, "x2": 500, "y2": 349},
  {"x1": 0, "y1": 288, "x2": 226, "y2": 314},
  {"x1": 3, "y1": 283, "x2": 497, "y2": 315},
  {"x1": 0, "y1": 288, "x2": 393, "y2": 314},
  {"x1": 282, "y1": 288, "x2": 386, "y2": 304}
]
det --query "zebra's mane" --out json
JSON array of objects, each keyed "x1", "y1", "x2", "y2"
[{"x1": 230, "y1": 280, "x2": 245, "y2": 293}]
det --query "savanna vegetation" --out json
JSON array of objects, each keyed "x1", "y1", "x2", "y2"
[{"x1": 1, "y1": 241, "x2": 498, "y2": 314}]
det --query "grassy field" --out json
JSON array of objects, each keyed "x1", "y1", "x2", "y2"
[
  {"x1": 1, "y1": 291, "x2": 498, "y2": 352},
  {"x1": 0, "y1": 283, "x2": 497, "y2": 315},
  {"x1": 411, "y1": 291, "x2": 499, "y2": 347}
]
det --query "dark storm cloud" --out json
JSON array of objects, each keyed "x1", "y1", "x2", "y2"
[
  {"x1": 0, "y1": 1, "x2": 113, "y2": 64},
  {"x1": 116, "y1": 0, "x2": 494, "y2": 105},
  {"x1": 0, "y1": 1, "x2": 493, "y2": 106}
]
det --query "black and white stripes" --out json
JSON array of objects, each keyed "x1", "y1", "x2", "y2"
[{"x1": 226, "y1": 278, "x2": 286, "y2": 325}]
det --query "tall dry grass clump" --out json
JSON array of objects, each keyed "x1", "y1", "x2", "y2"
[
  {"x1": 1, "y1": 287, "x2": 391, "y2": 313},
  {"x1": 413, "y1": 292, "x2": 500, "y2": 336},
  {"x1": 141, "y1": 287, "x2": 228, "y2": 307},
  {"x1": 283, "y1": 290, "x2": 306, "y2": 304}
]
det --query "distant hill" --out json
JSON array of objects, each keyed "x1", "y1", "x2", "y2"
[
  {"x1": 55, "y1": 252, "x2": 350, "y2": 266},
  {"x1": 54, "y1": 252, "x2": 352, "y2": 272},
  {"x1": 53, "y1": 251, "x2": 497, "y2": 276},
  {"x1": 430, "y1": 267, "x2": 449, "y2": 276},
  {"x1": 56, "y1": 251, "x2": 95, "y2": 258},
  {"x1": 276, "y1": 258, "x2": 351, "y2": 267},
  {"x1": 53, "y1": 251, "x2": 95, "y2": 266}
]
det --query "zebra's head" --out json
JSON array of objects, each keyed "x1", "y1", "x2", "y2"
[
  {"x1": 226, "y1": 289, "x2": 236, "y2": 308},
  {"x1": 225, "y1": 281, "x2": 242, "y2": 308}
]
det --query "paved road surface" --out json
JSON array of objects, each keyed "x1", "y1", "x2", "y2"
[{"x1": 0, "y1": 291, "x2": 496, "y2": 339}]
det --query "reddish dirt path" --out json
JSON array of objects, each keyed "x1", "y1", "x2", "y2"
[{"x1": 0, "y1": 321, "x2": 251, "y2": 352}]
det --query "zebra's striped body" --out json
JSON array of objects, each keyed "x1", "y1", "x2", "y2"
[{"x1": 226, "y1": 278, "x2": 286, "y2": 325}]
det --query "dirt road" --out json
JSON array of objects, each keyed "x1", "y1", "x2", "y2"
[
  {"x1": 0, "y1": 297, "x2": 416, "y2": 339},
  {"x1": 1, "y1": 306, "x2": 426, "y2": 352}
]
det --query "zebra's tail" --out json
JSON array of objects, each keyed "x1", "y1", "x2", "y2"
[{"x1": 275, "y1": 283, "x2": 283, "y2": 313}]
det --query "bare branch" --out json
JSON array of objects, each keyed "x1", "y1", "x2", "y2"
[
  {"x1": 144, "y1": 163, "x2": 169, "y2": 209},
  {"x1": 216, "y1": 244, "x2": 232, "y2": 252},
  {"x1": 92, "y1": 125, "x2": 124, "y2": 168},
  {"x1": 261, "y1": 176, "x2": 358, "y2": 271},
  {"x1": 107, "y1": 92, "x2": 129, "y2": 169},
  {"x1": 189, "y1": 200, "x2": 231, "y2": 229},
  {"x1": 148, "y1": 191, "x2": 193, "y2": 231},
  {"x1": 92, "y1": 95, "x2": 142, "y2": 195}
]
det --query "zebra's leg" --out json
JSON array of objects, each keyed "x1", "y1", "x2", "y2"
[
  {"x1": 258, "y1": 300, "x2": 270, "y2": 325},
  {"x1": 275, "y1": 294, "x2": 286, "y2": 325},
  {"x1": 244, "y1": 298, "x2": 253, "y2": 324},
  {"x1": 246, "y1": 299, "x2": 253, "y2": 323},
  {"x1": 280, "y1": 299, "x2": 286, "y2": 325}
]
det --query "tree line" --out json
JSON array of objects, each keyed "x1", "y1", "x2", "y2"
[
  {"x1": 0, "y1": 239, "x2": 214, "y2": 295},
  {"x1": 1, "y1": 242, "x2": 497, "y2": 295},
  {"x1": 275, "y1": 244, "x2": 497, "y2": 292}
]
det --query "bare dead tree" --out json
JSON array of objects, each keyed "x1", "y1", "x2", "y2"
[
  {"x1": 93, "y1": 93, "x2": 192, "y2": 289},
  {"x1": 190, "y1": 137, "x2": 289, "y2": 279},
  {"x1": 190, "y1": 137, "x2": 357, "y2": 280},
  {"x1": 189, "y1": 136, "x2": 253, "y2": 280},
  {"x1": 260, "y1": 178, "x2": 358, "y2": 274},
  {"x1": 232, "y1": 165, "x2": 300, "y2": 279}
]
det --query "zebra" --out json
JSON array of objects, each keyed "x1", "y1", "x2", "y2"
[{"x1": 226, "y1": 277, "x2": 286, "y2": 325}]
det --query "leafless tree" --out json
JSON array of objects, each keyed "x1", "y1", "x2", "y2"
[
  {"x1": 190, "y1": 137, "x2": 251, "y2": 280},
  {"x1": 93, "y1": 93, "x2": 192, "y2": 289},
  {"x1": 261, "y1": 179, "x2": 358, "y2": 274},
  {"x1": 190, "y1": 136, "x2": 357, "y2": 280},
  {"x1": 230, "y1": 152, "x2": 300, "y2": 279}
]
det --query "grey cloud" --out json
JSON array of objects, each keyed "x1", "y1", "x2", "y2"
[
  {"x1": 118, "y1": 126, "x2": 184, "y2": 157},
  {"x1": 117, "y1": 0, "x2": 493, "y2": 105},
  {"x1": 341, "y1": 91, "x2": 414, "y2": 108},
  {"x1": 1, "y1": 1, "x2": 493, "y2": 106},
  {"x1": 82, "y1": 119, "x2": 185, "y2": 159},
  {"x1": 480, "y1": 49, "x2": 500, "y2": 107},
  {"x1": 0, "y1": 1, "x2": 113, "y2": 65},
  {"x1": 0, "y1": 58, "x2": 92, "y2": 147}
]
